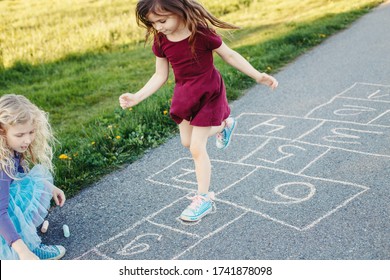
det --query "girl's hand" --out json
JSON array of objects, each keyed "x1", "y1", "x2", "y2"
[
  {"x1": 52, "y1": 186, "x2": 66, "y2": 207},
  {"x1": 256, "y1": 73, "x2": 279, "y2": 90},
  {"x1": 119, "y1": 93, "x2": 139, "y2": 109}
]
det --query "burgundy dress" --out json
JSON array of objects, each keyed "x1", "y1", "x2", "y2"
[{"x1": 152, "y1": 27, "x2": 230, "y2": 127}]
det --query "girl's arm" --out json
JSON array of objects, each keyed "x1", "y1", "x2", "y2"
[
  {"x1": 119, "y1": 57, "x2": 169, "y2": 109},
  {"x1": 214, "y1": 42, "x2": 278, "y2": 89}
]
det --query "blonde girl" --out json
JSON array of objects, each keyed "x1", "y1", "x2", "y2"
[
  {"x1": 119, "y1": 0, "x2": 278, "y2": 221},
  {"x1": 0, "y1": 94, "x2": 66, "y2": 260}
]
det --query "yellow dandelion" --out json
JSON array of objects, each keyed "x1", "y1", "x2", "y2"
[
  {"x1": 59, "y1": 154, "x2": 69, "y2": 160},
  {"x1": 163, "y1": 110, "x2": 168, "y2": 115},
  {"x1": 116, "y1": 135, "x2": 121, "y2": 139}
]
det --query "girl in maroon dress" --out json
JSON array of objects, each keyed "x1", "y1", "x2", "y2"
[{"x1": 119, "y1": 0, "x2": 278, "y2": 222}]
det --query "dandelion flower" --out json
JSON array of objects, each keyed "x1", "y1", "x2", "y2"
[
  {"x1": 116, "y1": 135, "x2": 121, "y2": 139},
  {"x1": 163, "y1": 110, "x2": 168, "y2": 115},
  {"x1": 59, "y1": 154, "x2": 69, "y2": 160}
]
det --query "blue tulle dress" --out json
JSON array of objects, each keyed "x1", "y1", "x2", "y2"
[{"x1": 0, "y1": 165, "x2": 53, "y2": 260}]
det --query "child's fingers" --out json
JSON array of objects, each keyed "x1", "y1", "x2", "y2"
[
  {"x1": 53, "y1": 190, "x2": 66, "y2": 207},
  {"x1": 119, "y1": 102, "x2": 127, "y2": 109},
  {"x1": 58, "y1": 193, "x2": 66, "y2": 207},
  {"x1": 271, "y1": 79, "x2": 278, "y2": 90},
  {"x1": 53, "y1": 195, "x2": 60, "y2": 206},
  {"x1": 119, "y1": 94, "x2": 131, "y2": 109}
]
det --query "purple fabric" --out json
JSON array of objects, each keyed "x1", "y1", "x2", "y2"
[{"x1": 0, "y1": 155, "x2": 23, "y2": 245}]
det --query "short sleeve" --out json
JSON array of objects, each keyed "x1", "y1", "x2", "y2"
[
  {"x1": 202, "y1": 28, "x2": 222, "y2": 50},
  {"x1": 152, "y1": 35, "x2": 166, "y2": 58}
]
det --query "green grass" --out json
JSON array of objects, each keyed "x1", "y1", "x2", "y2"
[{"x1": 0, "y1": 0, "x2": 384, "y2": 197}]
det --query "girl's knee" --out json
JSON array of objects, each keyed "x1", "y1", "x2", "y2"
[
  {"x1": 180, "y1": 138, "x2": 191, "y2": 148},
  {"x1": 189, "y1": 144, "x2": 206, "y2": 159}
]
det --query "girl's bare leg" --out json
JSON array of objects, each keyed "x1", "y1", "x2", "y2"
[{"x1": 179, "y1": 121, "x2": 226, "y2": 193}]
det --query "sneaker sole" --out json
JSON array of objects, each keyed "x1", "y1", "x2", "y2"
[
  {"x1": 47, "y1": 247, "x2": 66, "y2": 260},
  {"x1": 179, "y1": 207, "x2": 212, "y2": 222}
]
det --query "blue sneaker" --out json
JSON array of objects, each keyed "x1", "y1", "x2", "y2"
[
  {"x1": 216, "y1": 117, "x2": 236, "y2": 150},
  {"x1": 180, "y1": 193, "x2": 215, "y2": 222},
  {"x1": 32, "y1": 244, "x2": 66, "y2": 260}
]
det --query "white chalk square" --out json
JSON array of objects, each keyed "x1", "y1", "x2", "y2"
[
  {"x1": 218, "y1": 167, "x2": 368, "y2": 230},
  {"x1": 235, "y1": 113, "x2": 322, "y2": 140},
  {"x1": 90, "y1": 221, "x2": 199, "y2": 260},
  {"x1": 238, "y1": 138, "x2": 329, "y2": 173},
  {"x1": 339, "y1": 82, "x2": 390, "y2": 102},
  {"x1": 299, "y1": 121, "x2": 390, "y2": 156},
  {"x1": 147, "y1": 157, "x2": 257, "y2": 193},
  {"x1": 305, "y1": 97, "x2": 390, "y2": 125}
]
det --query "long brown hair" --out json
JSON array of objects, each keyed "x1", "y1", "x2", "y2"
[{"x1": 135, "y1": 0, "x2": 239, "y2": 52}]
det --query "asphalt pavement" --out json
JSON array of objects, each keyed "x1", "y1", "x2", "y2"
[{"x1": 42, "y1": 1, "x2": 390, "y2": 260}]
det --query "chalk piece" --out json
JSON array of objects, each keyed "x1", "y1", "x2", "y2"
[
  {"x1": 63, "y1": 224, "x2": 70, "y2": 238},
  {"x1": 41, "y1": 220, "x2": 49, "y2": 233}
]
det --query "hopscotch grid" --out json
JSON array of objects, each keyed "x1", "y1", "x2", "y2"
[
  {"x1": 301, "y1": 187, "x2": 369, "y2": 230},
  {"x1": 338, "y1": 96, "x2": 390, "y2": 104},
  {"x1": 145, "y1": 178, "x2": 194, "y2": 192},
  {"x1": 214, "y1": 198, "x2": 302, "y2": 231},
  {"x1": 146, "y1": 219, "x2": 201, "y2": 238},
  {"x1": 296, "y1": 139, "x2": 390, "y2": 158},
  {"x1": 73, "y1": 194, "x2": 191, "y2": 259},
  {"x1": 304, "y1": 83, "x2": 359, "y2": 118},
  {"x1": 215, "y1": 183, "x2": 369, "y2": 232},
  {"x1": 74, "y1": 248, "x2": 114, "y2": 260},
  {"x1": 215, "y1": 167, "x2": 258, "y2": 195},
  {"x1": 238, "y1": 112, "x2": 390, "y2": 128},
  {"x1": 76, "y1": 82, "x2": 388, "y2": 260},
  {"x1": 296, "y1": 147, "x2": 331, "y2": 175},
  {"x1": 235, "y1": 133, "x2": 293, "y2": 142},
  {"x1": 237, "y1": 138, "x2": 272, "y2": 163},
  {"x1": 354, "y1": 82, "x2": 390, "y2": 88},
  {"x1": 149, "y1": 157, "x2": 371, "y2": 191},
  {"x1": 294, "y1": 120, "x2": 326, "y2": 141},
  {"x1": 172, "y1": 211, "x2": 248, "y2": 260},
  {"x1": 367, "y1": 110, "x2": 390, "y2": 124},
  {"x1": 172, "y1": 168, "x2": 197, "y2": 185}
]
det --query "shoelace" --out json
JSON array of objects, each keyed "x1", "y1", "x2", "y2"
[
  {"x1": 37, "y1": 244, "x2": 57, "y2": 252},
  {"x1": 187, "y1": 192, "x2": 215, "y2": 210},
  {"x1": 216, "y1": 130, "x2": 227, "y2": 142}
]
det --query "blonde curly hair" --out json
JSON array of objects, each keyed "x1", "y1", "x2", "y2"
[{"x1": 0, "y1": 94, "x2": 55, "y2": 179}]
